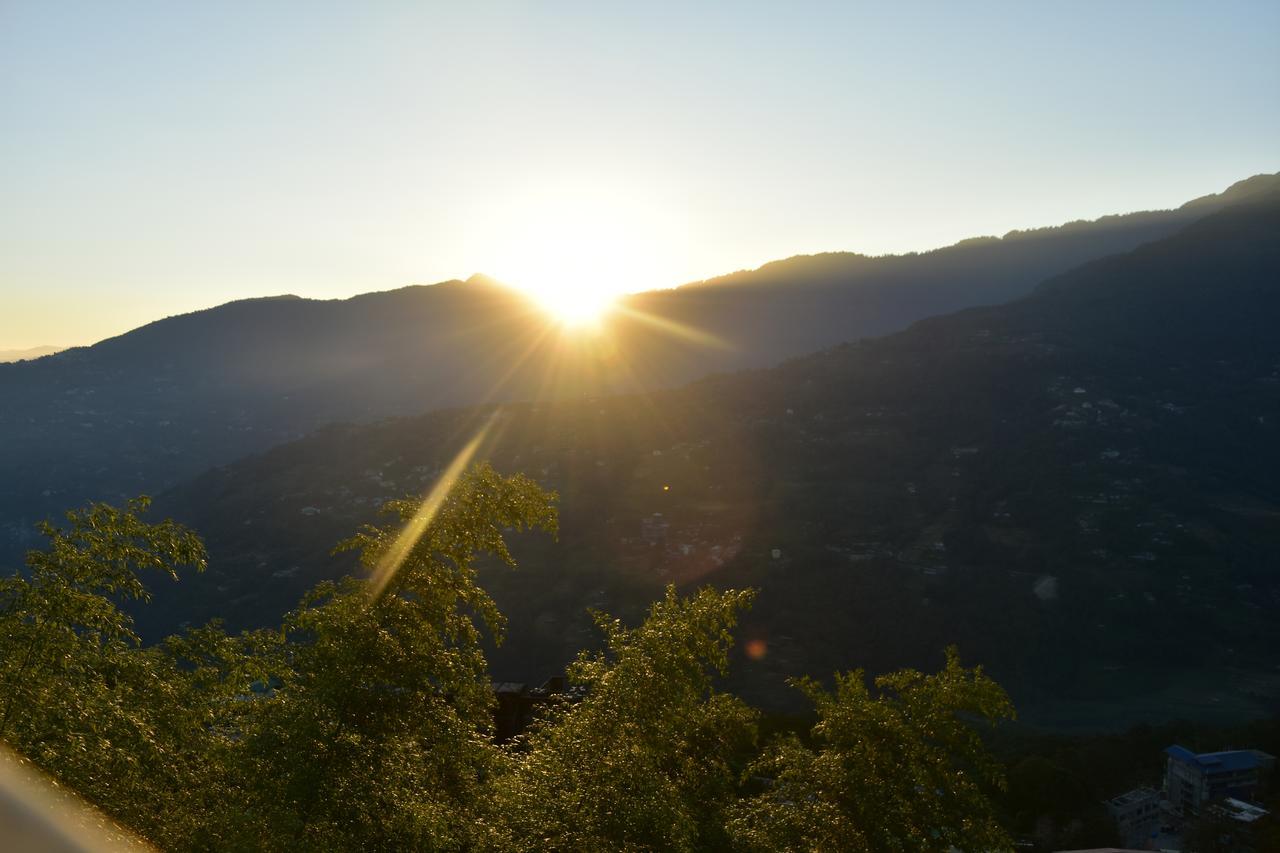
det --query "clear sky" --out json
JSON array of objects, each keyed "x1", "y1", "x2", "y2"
[{"x1": 2, "y1": 1, "x2": 1277, "y2": 349}]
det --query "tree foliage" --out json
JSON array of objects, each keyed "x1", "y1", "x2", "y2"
[
  {"x1": 0, "y1": 497, "x2": 211, "y2": 847},
  {"x1": 726, "y1": 648, "x2": 1015, "y2": 852},
  {"x1": 488, "y1": 585, "x2": 758, "y2": 851},
  {"x1": 212, "y1": 463, "x2": 559, "y2": 851},
  {"x1": 0, "y1": 468, "x2": 1017, "y2": 851}
]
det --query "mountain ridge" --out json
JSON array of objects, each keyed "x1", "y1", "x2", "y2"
[
  {"x1": 39, "y1": 171, "x2": 1280, "y2": 353},
  {"x1": 1, "y1": 174, "x2": 1276, "y2": 571},
  {"x1": 142, "y1": 191, "x2": 1280, "y2": 729}
]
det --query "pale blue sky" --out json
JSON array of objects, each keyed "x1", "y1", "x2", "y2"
[{"x1": 2, "y1": 1, "x2": 1277, "y2": 348}]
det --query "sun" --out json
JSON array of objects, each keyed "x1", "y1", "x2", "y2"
[
  {"x1": 537, "y1": 285, "x2": 617, "y2": 328},
  {"x1": 483, "y1": 185, "x2": 684, "y2": 328}
]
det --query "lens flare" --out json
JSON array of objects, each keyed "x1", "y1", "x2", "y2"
[
  {"x1": 611, "y1": 303, "x2": 733, "y2": 350},
  {"x1": 367, "y1": 414, "x2": 497, "y2": 599}
]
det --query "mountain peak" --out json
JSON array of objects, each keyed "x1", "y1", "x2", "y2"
[
  {"x1": 464, "y1": 273, "x2": 508, "y2": 290},
  {"x1": 1181, "y1": 171, "x2": 1280, "y2": 210}
]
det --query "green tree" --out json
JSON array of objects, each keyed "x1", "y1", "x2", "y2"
[
  {"x1": 487, "y1": 585, "x2": 758, "y2": 852},
  {"x1": 0, "y1": 476, "x2": 1024, "y2": 852},
  {"x1": 727, "y1": 647, "x2": 1015, "y2": 852},
  {"x1": 0, "y1": 496, "x2": 212, "y2": 846},
  {"x1": 220, "y1": 463, "x2": 558, "y2": 851}
]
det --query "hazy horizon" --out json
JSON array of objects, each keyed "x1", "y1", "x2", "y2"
[
  {"x1": 5, "y1": 174, "x2": 1278, "y2": 352},
  {"x1": 3, "y1": 1, "x2": 1278, "y2": 349}
]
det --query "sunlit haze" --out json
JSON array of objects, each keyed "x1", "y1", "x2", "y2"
[
  {"x1": 2, "y1": 2, "x2": 1277, "y2": 348},
  {"x1": 482, "y1": 179, "x2": 690, "y2": 325}
]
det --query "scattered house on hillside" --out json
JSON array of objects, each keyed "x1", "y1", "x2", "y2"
[
  {"x1": 491, "y1": 681, "x2": 535, "y2": 743},
  {"x1": 491, "y1": 677, "x2": 583, "y2": 742},
  {"x1": 1164, "y1": 744, "x2": 1275, "y2": 816},
  {"x1": 1032, "y1": 575, "x2": 1059, "y2": 601},
  {"x1": 641, "y1": 513, "x2": 669, "y2": 546}
]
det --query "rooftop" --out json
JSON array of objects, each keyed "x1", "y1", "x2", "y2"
[
  {"x1": 1165, "y1": 744, "x2": 1275, "y2": 773},
  {"x1": 1107, "y1": 786, "x2": 1159, "y2": 808},
  {"x1": 1219, "y1": 797, "x2": 1270, "y2": 823}
]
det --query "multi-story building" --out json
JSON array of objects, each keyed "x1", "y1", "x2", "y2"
[
  {"x1": 1163, "y1": 744, "x2": 1275, "y2": 815},
  {"x1": 1104, "y1": 786, "x2": 1162, "y2": 847}
]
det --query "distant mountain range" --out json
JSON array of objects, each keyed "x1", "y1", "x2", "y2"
[
  {"x1": 143, "y1": 187, "x2": 1280, "y2": 729},
  {"x1": 0, "y1": 345, "x2": 63, "y2": 363},
  {"x1": 2, "y1": 174, "x2": 1276, "y2": 565}
]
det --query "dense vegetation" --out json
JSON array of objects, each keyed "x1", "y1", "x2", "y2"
[{"x1": 0, "y1": 468, "x2": 1015, "y2": 851}]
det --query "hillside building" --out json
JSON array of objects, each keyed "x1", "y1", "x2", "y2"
[
  {"x1": 1163, "y1": 744, "x2": 1275, "y2": 815},
  {"x1": 640, "y1": 513, "x2": 669, "y2": 545},
  {"x1": 1104, "y1": 787, "x2": 1161, "y2": 848}
]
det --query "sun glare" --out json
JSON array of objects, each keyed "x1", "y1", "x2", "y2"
[{"x1": 484, "y1": 186, "x2": 684, "y2": 328}]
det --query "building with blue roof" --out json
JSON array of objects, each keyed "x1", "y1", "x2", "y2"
[{"x1": 1163, "y1": 744, "x2": 1275, "y2": 815}]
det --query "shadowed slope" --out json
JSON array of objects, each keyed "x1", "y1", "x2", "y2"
[
  {"x1": 1, "y1": 174, "x2": 1275, "y2": 567},
  {"x1": 148, "y1": 190, "x2": 1280, "y2": 728}
]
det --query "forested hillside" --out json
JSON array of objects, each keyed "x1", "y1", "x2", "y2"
[
  {"x1": 2, "y1": 174, "x2": 1275, "y2": 570},
  {"x1": 148, "y1": 191, "x2": 1280, "y2": 728}
]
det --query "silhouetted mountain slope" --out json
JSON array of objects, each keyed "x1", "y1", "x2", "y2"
[
  {"x1": 626, "y1": 173, "x2": 1280, "y2": 372},
  {"x1": 1, "y1": 174, "x2": 1274, "y2": 566},
  {"x1": 147, "y1": 191, "x2": 1280, "y2": 729}
]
